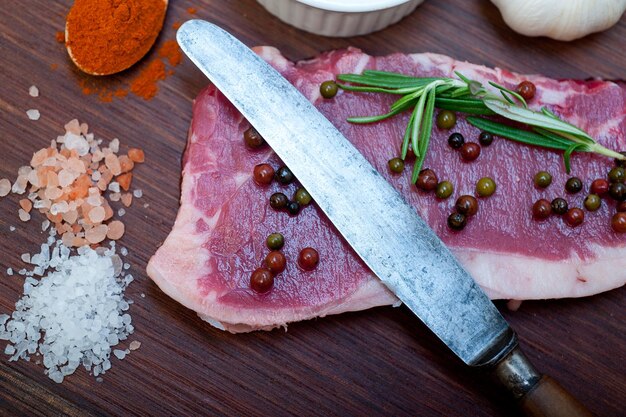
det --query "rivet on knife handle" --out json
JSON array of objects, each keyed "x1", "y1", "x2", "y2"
[{"x1": 493, "y1": 348, "x2": 594, "y2": 417}]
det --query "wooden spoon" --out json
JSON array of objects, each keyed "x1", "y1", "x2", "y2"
[{"x1": 65, "y1": 0, "x2": 168, "y2": 76}]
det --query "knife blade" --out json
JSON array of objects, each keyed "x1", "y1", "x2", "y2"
[{"x1": 177, "y1": 20, "x2": 592, "y2": 417}]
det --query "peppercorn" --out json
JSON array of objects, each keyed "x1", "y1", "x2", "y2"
[
  {"x1": 551, "y1": 198, "x2": 568, "y2": 215},
  {"x1": 460, "y1": 142, "x2": 481, "y2": 162},
  {"x1": 435, "y1": 181, "x2": 454, "y2": 199},
  {"x1": 265, "y1": 251, "x2": 287, "y2": 274},
  {"x1": 287, "y1": 201, "x2": 300, "y2": 215},
  {"x1": 455, "y1": 195, "x2": 478, "y2": 216},
  {"x1": 436, "y1": 110, "x2": 456, "y2": 129},
  {"x1": 478, "y1": 131, "x2": 493, "y2": 147},
  {"x1": 583, "y1": 194, "x2": 601, "y2": 211},
  {"x1": 565, "y1": 177, "x2": 583, "y2": 194},
  {"x1": 448, "y1": 133, "x2": 464, "y2": 149},
  {"x1": 517, "y1": 81, "x2": 536, "y2": 100},
  {"x1": 609, "y1": 183, "x2": 626, "y2": 201},
  {"x1": 266, "y1": 233, "x2": 285, "y2": 250},
  {"x1": 250, "y1": 268, "x2": 274, "y2": 293},
  {"x1": 476, "y1": 177, "x2": 496, "y2": 197},
  {"x1": 298, "y1": 247, "x2": 319, "y2": 271},
  {"x1": 608, "y1": 167, "x2": 625, "y2": 183},
  {"x1": 253, "y1": 163, "x2": 274, "y2": 186},
  {"x1": 294, "y1": 188, "x2": 312, "y2": 206},
  {"x1": 533, "y1": 171, "x2": 552, "y2": 188},
  {"x1": 243, "y1": 127, "x2": 265, "y2": 149},
  {"x1": 416, "y1": 169, "x2": 438, "y2": 192},
  {"x1": 563, "y1": 208, "x2": 584, "y2": 227},
  {"x1": 388, "y1": 157, "x2": 405, "y2": 173},
  {"x1": 447, "y1": 212, "x2": 467, "y2": 231},
  {"x1": 532, "y1": 199, "x2": 552, "y2": 220},
  {"x1": 612, "y1": 212, "x2": 626, "y2": 233},
  {"x1": 590, "y1": 178, "x2": 609, "y2": 195},
  {"x1": 269, "y1": 192, "x2": 288, "y2": 210},
  {"x1": 275, "y1": 166, "x2": 295, "y2": 185},
  {"x1": 320, "y1": 80, "x2": 338, "y2": 99}
]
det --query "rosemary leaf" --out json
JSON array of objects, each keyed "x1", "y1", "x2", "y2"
[
  {"x1": 434, "y1": 97, "x2": 494, "y2": 115},
  {"x1": 466, "y1": 117, "x2": 571, "y2": 150},
  {"x1": 410, "y1": 91, "x2": 429, "y2": 160},
  {"x1": 401, "y1": 110, "x2": 416, "y2": 159},
  {"x1": 483, "y1": 99, "x2": 594, "y2": 142},
  {"x1": 413, "y1": 88, "x2": 436, "y2": 182}
]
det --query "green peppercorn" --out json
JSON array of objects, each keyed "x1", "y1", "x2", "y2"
[
  {"x1": 551, "y1": 198, "x2": 568, "y2": 215},
  {"x1": 608, "y1": 167, "x2": 625, "y2": 183},
  {"x1": 320, "y1": 80, "x2": 338, "y2": 99},
  {"x1": 583, "y1": 194, "x2": 601, "y2": 211},
  {"x1": 388, "y1": 157, "x2": 405, "y2": 174},
  {"x1": 478, "y1": 131, "x2": 493, "y2": 147},
  {"x1": 435, "y1": 181, "x2": 454, "y2": 199},
  {"x1": 448, "y1": 133, "x2": 464, "y2": 149},
  {"x1": 476, "y1": 177, "x2": 496, "y2": 197},
  {"x1": 565, "y1": 177, "x2": 583, "y2": 194},
  {"x1": 436, "y1": 110, "x2": 456, "y2": 129},
  {"x1": 533, "y1": 171, "x2": 552, "y2": 188},
  {"x1": 447, "y1": 212, "x2": 467, "y2": 231},
  {"x1": 294, "y1": 188, "x2": 312, "y2": 206},
  {"x1": 269, "y1": 192, "x2": 288, "y2": 210},
  {"x1": 266, "y1": 233, "x2": 285, "y2": 250},
  {"x1": 275, "y1": 166, "x2": 295, "y2": 185}
]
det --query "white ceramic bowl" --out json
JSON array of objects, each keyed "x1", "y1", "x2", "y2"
[{"x1": 257, "y1": 0, "x2": 423, "y2": 37}]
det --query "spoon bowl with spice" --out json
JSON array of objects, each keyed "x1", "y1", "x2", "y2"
[{"x1": 65, "y1": 0, "x2": 168, "y2": 76}]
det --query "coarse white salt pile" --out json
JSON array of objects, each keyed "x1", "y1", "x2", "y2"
[{"x1": 0, "y1": 235, "x2": 135, "y2": 383}]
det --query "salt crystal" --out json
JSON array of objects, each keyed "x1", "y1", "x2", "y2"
[
  {"x1": 117, "y1": 208, "x2": 126, "y2": 217},
  {"x1": 0, "y1": 242, "x2": 134, "y2": 383},
  {"x1": 143, "y1": 203, "x2": 149, "y2": 208},
  {"x1": 109, "y1": 192, "x2": 121, "y2": 202},
  {"x1": 26, "y1": 109, "x2": 40, "y2": 120},
  {"x1": 6, "y1": 268, "x2": 13, "y2": 276},
  {"x1": 133, "y1": 189, "x2": 143, "y2": 198},
  {"x1": 42, "y1": 220, "x2": 50, "y2": 231},
  {"x1": 140, "y1": 293, "x2": 145, "y2": 298},
  {"x1": 9, "y1": 226, "x2": 16, "y2": 232},
  {"x1": 123, "y1": 263, "x2": 130, "y2": 270},
  {"x1": 109, "y1": 138, "x2": 120, "y2": 153},
  {"x1": 96, "y1": 377, "x2": 103, "y2": 383},
  {"x1": 129, "y1": 341, "x2": 141, "y2": 351},
  {"x1": 108, "y1": 182, "x2": 120, "y2": 193},
  {"x1": 18, "y1": 209, "x2": 31, "y2": 222},
  {"x1": 64, "y1": 133, "x2": 90, "y2": 156},
  {"x1": 120, "y1": 247, "x2": 128, "y2": 256},
  {"x1": 0, "y1": 178, "x2": 10, "y2": 197},
  {"x1": 29, "y1": 85, "x2": 39, "y2": 97},
  {"x1": 21, "y1": 253, "x2": 31, "y2": 263}
]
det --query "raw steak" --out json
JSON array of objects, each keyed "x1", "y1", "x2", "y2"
[{"x1": 147, "y1": 47, "x2": 626, "y2": 332}]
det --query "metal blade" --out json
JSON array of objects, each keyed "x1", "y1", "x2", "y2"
[{"x1": 177, "y1": 20, "x2": 516, "y2": 366}]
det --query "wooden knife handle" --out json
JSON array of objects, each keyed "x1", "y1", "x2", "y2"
[
  {"x1": 492, "y1": 347, "x2": 593, "y2": 417},
  {"x1": 519, "y1": 375, "x2": 593, "y2": 417}
]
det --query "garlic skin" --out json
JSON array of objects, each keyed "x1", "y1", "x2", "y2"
[{"x1": 491, "y1": 0, "x2": 626, "y2": 41}]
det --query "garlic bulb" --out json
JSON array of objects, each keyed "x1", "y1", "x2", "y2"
[{"x1": 491, "y1": 0, "x2": 626, "y2": 41}]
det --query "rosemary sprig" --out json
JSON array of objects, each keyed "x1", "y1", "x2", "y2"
[{"x1": 336, "y1": 70, "x2": 624, "y2": 180}]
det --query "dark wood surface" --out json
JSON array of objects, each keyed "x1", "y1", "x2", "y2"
[{"x1": 1, "y1": 1, "x2": 625, "y2": 416}]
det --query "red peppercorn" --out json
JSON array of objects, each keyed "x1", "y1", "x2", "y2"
[
  {"x1": 532, "y1": 199, "x2": 552, "y2": 220},
  {"x1": 563, "y1": 208, "x2": 584, "y2": 227},
  {"x1": 298, "y1": 247, "x2": 319, "y2": 271},
  {"x1": 611, "y1": 212, "x2": 626, "y2": 233},
  {"x1": 250, "y1": 268, "x2": 274, "y2": 293},
  {"x1": 517, "y1": 81, "x2": 536, "y2": 100},
  {"x1": 265, "y1": 251, "x2": 286, "y2": 274},
  {"x1": 416, "y1": 169, "x2": 438, "y2": 192},
  {"x1": 617, "y1": 201, "x2": 626, "y2": 212},
  {"x1": 459, "y1": 142, "x2": 481, "y2": 162},
  {"x1": 253, "y1": 164, "x2": 275, "y2": 185},
  {"x1": 243, "y1": 127, "x2": 265, "y2": 149},
  {"x1": 590, "y1": 178, "x2": 609, "y2": 195},
  {"x1": 455, "y1": 195, "x2": 478, "y2": 216}
]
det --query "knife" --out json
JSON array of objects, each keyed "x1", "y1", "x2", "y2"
[{"x1": 177, "y1": 20, "x2": 593, "y2": 417}]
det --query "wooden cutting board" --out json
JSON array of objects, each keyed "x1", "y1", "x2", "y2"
[{"x1": 1, "y1": 1, "x2": 624, "y2": 416}]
